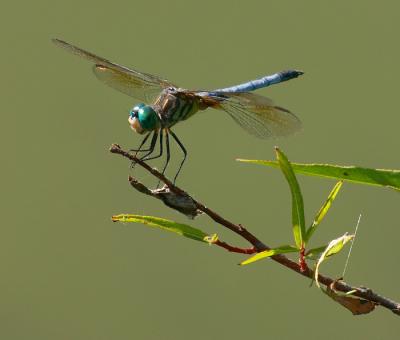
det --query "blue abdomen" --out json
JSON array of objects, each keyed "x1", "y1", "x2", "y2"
[{"x1": 212, "y1": 70, "x2": 304, "y2": 93}]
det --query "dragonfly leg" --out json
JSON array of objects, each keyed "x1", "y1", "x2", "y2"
[
  {"x1": 138, "y1": 130, "x2": 159, "y2": 160},
  {"x1": 160, "y1": 129, "x2": 171, "y2": 176},
  {"x1": 130, "y1": 131, "x2": 158, "y2": 168},
  {"x1": 142, "y1": 129, "x2": 163, "y2": 162},
  {"x1": 129, "y1": 132, "x2": 152, "y2": 154},
  {"x1": 169, "y1": 129, "x2": 187, "y2": 184}
]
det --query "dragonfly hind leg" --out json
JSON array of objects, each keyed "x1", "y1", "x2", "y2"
[
  {"x1": 160, "y1": 129, "x2": 171, "y2": 176},
  {"x1": 169, "y1": 129, "x2": 187, "y2": 184}
]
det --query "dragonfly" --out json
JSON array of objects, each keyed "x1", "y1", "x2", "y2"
[{"x1": 53, "y1": 38, "x2": 303, "y2": 183}]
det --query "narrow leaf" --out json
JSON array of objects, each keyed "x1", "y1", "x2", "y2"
[
  {"x1": 314, "y1": 233, "x2": 354, "y2": 288},
  {"x1": 305, "y1": 245, "x2": 329, "y2": 260},
  {"x1": 237, "y1": 159, "x2": 400, "y2": 191},
  {"x1": 112, "y1": 214, "x2": 211, "y2": 243},
  {"x1": 240, "y1": 245, "x2": 298, "y2": 266},
  {"x1": 305, "y1": 181, "x2": 343, "y2": 242},
  {"x1": 275, "y1": 148, "x2": 306, "y2": 248}
]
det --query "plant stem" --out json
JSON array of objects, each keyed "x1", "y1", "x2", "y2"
[{"x1": 110, "y1": 144, "x2": 400, "y2": 316}]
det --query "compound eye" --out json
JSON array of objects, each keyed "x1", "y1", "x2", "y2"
[
  {"x1": 134, "y1": 103, "x2": 145, "y2": 111},
  {"x1": 129, "y1": 109, "x2": 137, "y2": 118},
  {"x1": 138, "y1": 106, "x2": 158, "y2": 130},
  {"x1": 130, "y1": 103, "x2": 146, "y2": 118}
]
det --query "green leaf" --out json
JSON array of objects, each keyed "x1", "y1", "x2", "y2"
[
  {"x1": 240, "y1": 245, "x2": 299, "y2": 266},
  {"x1": 275, "y1": 148, "x2": 306, "y2": 248},
  {"x1": 237, "y1": 159, "x2": 400, "y2": 191},
  {"x1": 314, "y1": 233, "x2": 354, "y2": 288},
  {"x1": 305, "y1": 245, "x2": 329, "y2": 260},
  {"x1": 112, "y1": 214, "x2": 213, "y2": 243},
  {"x1": 305, "y1": 181, "x2": 343, "y2": 242}
]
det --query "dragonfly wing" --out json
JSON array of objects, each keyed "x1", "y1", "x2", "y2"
[
  {"x1": 206, "y1": 92, "x2": 302, "y2": 138},
  {"x1": 53, "y1": 38, "x2": 176, "y2": 103},
  {"x1": 92, "y1": 65, "x2": 166, "y2": 103}
]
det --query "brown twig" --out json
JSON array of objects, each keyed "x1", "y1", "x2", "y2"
[
  {"x1": 214, "y1": 240, "x2": 257, "y2": 254},
  {"x1": 110, "y1": 143, "x2": 400, "y2": 316}
]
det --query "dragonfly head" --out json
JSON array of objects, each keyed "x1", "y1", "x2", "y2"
[{"x1": 128, "y1": 104, "x2": 159, "y2": 134}]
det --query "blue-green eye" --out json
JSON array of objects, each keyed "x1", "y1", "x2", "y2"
[
  {"x1": 129, "y1": 103, "x2": 146, "y2": 118},
  {"x1": 134, "y1": 103, "x2": 146, "y2": 111},
  {"x1": 138, "y1": 106, "x2": 159, "y2": 130}
]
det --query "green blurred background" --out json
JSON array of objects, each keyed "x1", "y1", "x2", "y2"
[{"x1": 3, "y1": 0, "x2": 399, "y2": 338}]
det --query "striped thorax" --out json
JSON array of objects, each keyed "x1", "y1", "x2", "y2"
[{"x1": 154, "y1": 88, "x2": 201, "y2": 128}]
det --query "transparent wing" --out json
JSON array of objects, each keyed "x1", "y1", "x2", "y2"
[
  {"x1": 53, "y1": 38, "x2": 176, "y2": 103},
  {"x1": 92, "y1": 65, "x2": 168, "y2": 103},
  {"x1": 204, "y1": 91, "x2": 302, "y2": 138}
]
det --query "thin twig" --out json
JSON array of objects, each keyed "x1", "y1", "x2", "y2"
[
  {"x1": 214, "y1": 240, "x2": 257, "y2": 254},
  {"x1": 110, "y1": 143, "x2": 400, "y2": 316}
]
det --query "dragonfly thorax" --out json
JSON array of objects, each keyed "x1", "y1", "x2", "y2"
[
  {"x1": 153, "y1": 88, "x2": 202, "y2": 129},
  {"x1": 128, "y1": 103, "x2": 160, "y2": 134}
]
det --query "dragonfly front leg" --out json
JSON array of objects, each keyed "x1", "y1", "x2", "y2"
[
  {"x1": 130, "y1": 131, "x2": 158, "y2": 169},
  {"x1": 138, "y1": 130, "x2": 159, "y2": 160},
  {"x1": 129, "y1": 132, "x2": 152, "y2": 155},
  {"x1": 141, "y1": 130, "x2": 163, "y2": 162},
  {"x1": 169, "y1": 129, "x2": 187, "y2": 184}
]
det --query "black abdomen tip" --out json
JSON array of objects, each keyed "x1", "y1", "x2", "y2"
[{"x1": 280, "y1": 70, "x2": 304, "y2": 81}]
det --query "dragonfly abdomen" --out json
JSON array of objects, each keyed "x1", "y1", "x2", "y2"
[{"x1": 213, "y1": 70, "x2": 303, "y2": 93}]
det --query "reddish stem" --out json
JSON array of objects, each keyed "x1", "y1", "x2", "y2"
[
  {"x1": 299, "y1": 246, "x2": 307, "y2": 272},
  {"x1": 214, "y1": 240, "x2": 257, "y2": 254}
]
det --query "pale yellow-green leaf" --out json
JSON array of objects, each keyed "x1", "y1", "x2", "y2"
[
  {"x1": 305, "y1": 181, "x2": 343, "y2": 242},
  {"x1": 314, "y1": 233, "x2": 354, "y2": 288}
]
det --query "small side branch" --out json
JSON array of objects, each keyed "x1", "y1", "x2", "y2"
[
  {"x1": 214, "y1": 240, "x2": 257, "y2": 254},
  {"x1": 110, "y1": 144, "x2": 400, "y2": 316}
]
